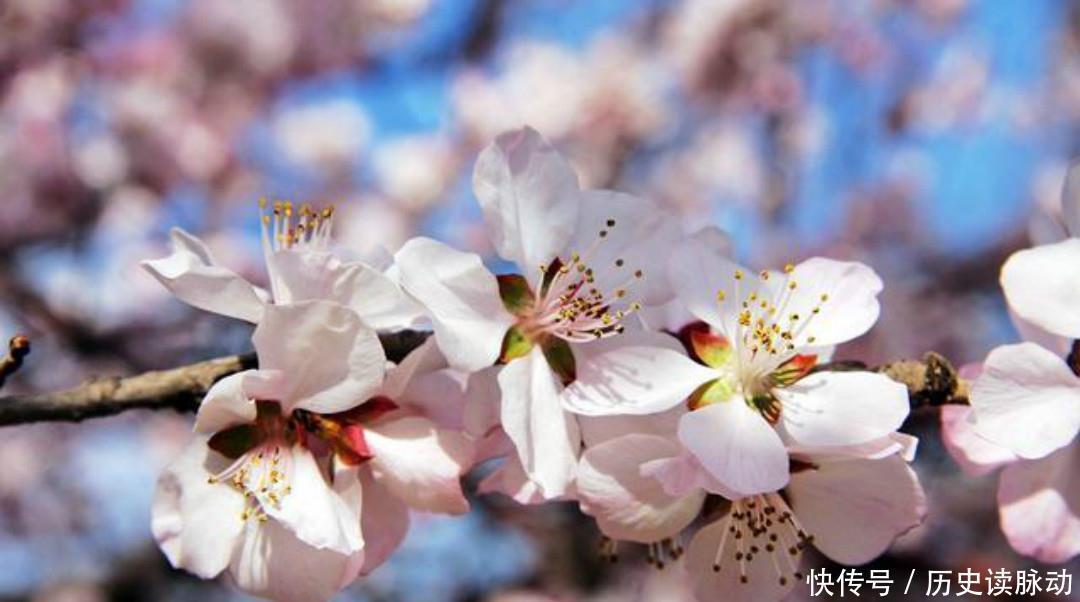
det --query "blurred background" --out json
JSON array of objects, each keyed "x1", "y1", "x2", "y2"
[{"x1": 0, "y1": 0, "x2": 1078, "y2": 600}]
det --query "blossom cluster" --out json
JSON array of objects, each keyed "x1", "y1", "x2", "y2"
[{"x1": 142, "y1": 128, "x2": 1079, "y2": 602}]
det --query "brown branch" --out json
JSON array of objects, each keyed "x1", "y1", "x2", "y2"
[
  {"x1": 0, "y1": 353, "x2": 256, "y2": 426},
  {"x1": 0, "y1": 331, "x2": 429, "y2": 427},
  {"x1": 817, "y1": 351, "x2": 970, "y2": 408},
  {"x1": 0, "y1": 329, "x2": 963, "y2": 428},
  {"x1": 0, "y1": 335, "x2": 30, "y2": 389}
]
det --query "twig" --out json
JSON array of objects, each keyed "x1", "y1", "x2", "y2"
[
  {"x1": 0, "y1": 331, "x2": 429, "y2": 427},
  {"x1": 0, "y1": 353, "x2": 255, "y2": 426},
  {"x1": 817, "y1": 351, "x2": 969, "y2": 408},
  {"x1": 0, "y1": 335, "x2": 30, "y2": 389},
  {"x1": 0, "y1": 329, "x2": 963, "y2": 427}
]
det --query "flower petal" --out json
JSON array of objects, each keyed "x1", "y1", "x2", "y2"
[
  {"x1": 562, "y1": 190, "x2": 683, "y2": 305},
  {"x1": 400, "y1": 369, "x2": 471, "y2": 431},
  {"x1": 1001, "y1": 239, "x2": 1080, "y2": 339},
  {"x1": 357, "y1": 469, "x2": 411, "y2": 575},
  {"x1": 385, "y1": 338, "x2": 472, "y2": 431},
  {"x1": 473, "y1": 126, "x2": 580, "y2": 279},
  {"x1": 578, "y1": 406, "x2": 685, "y2": 448},
  {"x1": 678, "y1": 401, "x2": 789, "y2": 496},
  {"x1": 668, "y1": 231, "x2": 744, "y2": 334},
  {"x1": 268, "y1": 445, "x2": 363, "y2": 555},
  {"x1": 193, "y1": 371, "x2": 258, "y2": 435},
  {"x1": 498, "y1": 346, "x2": 581, "y2": 499},
  {"x1": 395, "y1": 237, "x2": 515, "y2": 372},
  {"x1": 576, "y1": 434, "x2": 705, "y2": 543},
  {"x1": 365, "y1": 416, "x2": 472, "y2": 514},
  {"x1": 786, "y1": 433, "x2": 920, "y2": 463},
  {"x1": 686, "y1": 517, "x2": 796, "y2": 602},
  {"x1": 152, "y1": 438, "x2": 246, "y2": 579},
  {"x1": 971, "y1": 342, "x2": 1080, "y2": 459},
  {"x1": 780, "y1": 257, "x2": 883, "y2": 348},
  {"x1": 266, "y1": 251, "x2": 424, "y2": 330},
  {"x1": 142, "y1": 228, "x2": 266, "y2": 322},
  {"x1": 379, "y1": 336, "x2": 448, "y2": 401},
  {"x1": 228, "y1": 519, "x2": 364, "y2": 602},
  {"x1": 264, "y1": 249, "x2": 341, "y2": 305},
  {"x1": 476, "y1": 454, "x2": 549, "y2": 505},
  {"x1": 463, "y1": 366, "x2": 503, "y2": 440},
  {"x1": 998, "y1": 443, "x2": 1080, "y2": 564},
  {"x1": 637, "y1": 298, "x2": 698, "y2": 333},
  {"x1": 1011, "y1": 310, "x2": 1071, "y2": 356},
  {"x1": 787, "y1": 454, "x2": 927, "y2": 565},
  {"x1": 253, "y1": 300, "x2": 385, "y2": 414},
  {"x1": 563, "y1": 334, "x2": 716, "y2": 417},
  {"x1": 777, "y1": 371, "x2": 909, "y2": 448},
  {"x1": 640, "y1": 448, "x2": 744, "y2": 499},
  {"x1": 940, "y1": 405, "x2": 1017, "y2": 477}
]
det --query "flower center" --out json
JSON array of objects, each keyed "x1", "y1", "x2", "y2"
[
  {"x1": 259, "y1": 199, "x2": 336, "y2": 252},
  {"x1": 211, "y1": 443, "x2": 293, "y2": 523},
  {"x1": 597, "y1": 536, "x2": 684, "y2": 570},
  {"x1": 716, "y1": 265, "x2": 829, "y2": 369},
  {"x1": 204, "y1": 398, "x2": 398, "y2": 524},
  {"x1": 207, "y1": 403, "x2": 296, "y2": 524},
  {"x1": 683, "y1": 325, "x2": 817, "y2": 424},
  {"x1": 710, "y1": 493, "x2": 813, "y2": 587},
  {"x1": 522, "y1": 218, "x2": 644, "y2": 343}
]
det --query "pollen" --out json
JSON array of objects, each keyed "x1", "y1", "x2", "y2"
[
  {"x1": 710, "y1": 494, "x2": 811, "y2": 588},
  {"x1": 516, "y1": 217, "x2": 643, "y2": 344},
  {"x1": 260, "y1": 198, "x2": 336, "y2": 254},
  {"x1": 645, "y1": 538, "x2": 683, "y2": 570},
  {"x1": 210, "y1": 442, "x2": 294, "y2": 524}
]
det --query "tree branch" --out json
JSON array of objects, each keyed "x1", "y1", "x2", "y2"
[
  {"x1": 0, "y1": 353, "x2": 256, "y2": 426},
  {"x1": 816, "y1": 351, "x2": 970, "y2": 408},
  {"x1": 0, "y1": 331, "x2": 430, "y2": 427},
  {"x1": 0, "y1": 329, "x2": 964, "y2": 428}
]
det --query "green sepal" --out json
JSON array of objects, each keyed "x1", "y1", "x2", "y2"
[
  {"x1": 207, "y1": 424, "x2": 263, "y2": 459},
  {"x1": 499, "y1": 326, "x2": 535, "y2": 364},
  {"x1": 497, "y1": 274, "x2": 535, "y2": 316},
  {"x1": 688, "y1": 378, "x2": 735, "y2": 410},
  {"x1": 541, "y1": 337, "x2": 577, "y2": 386}
]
